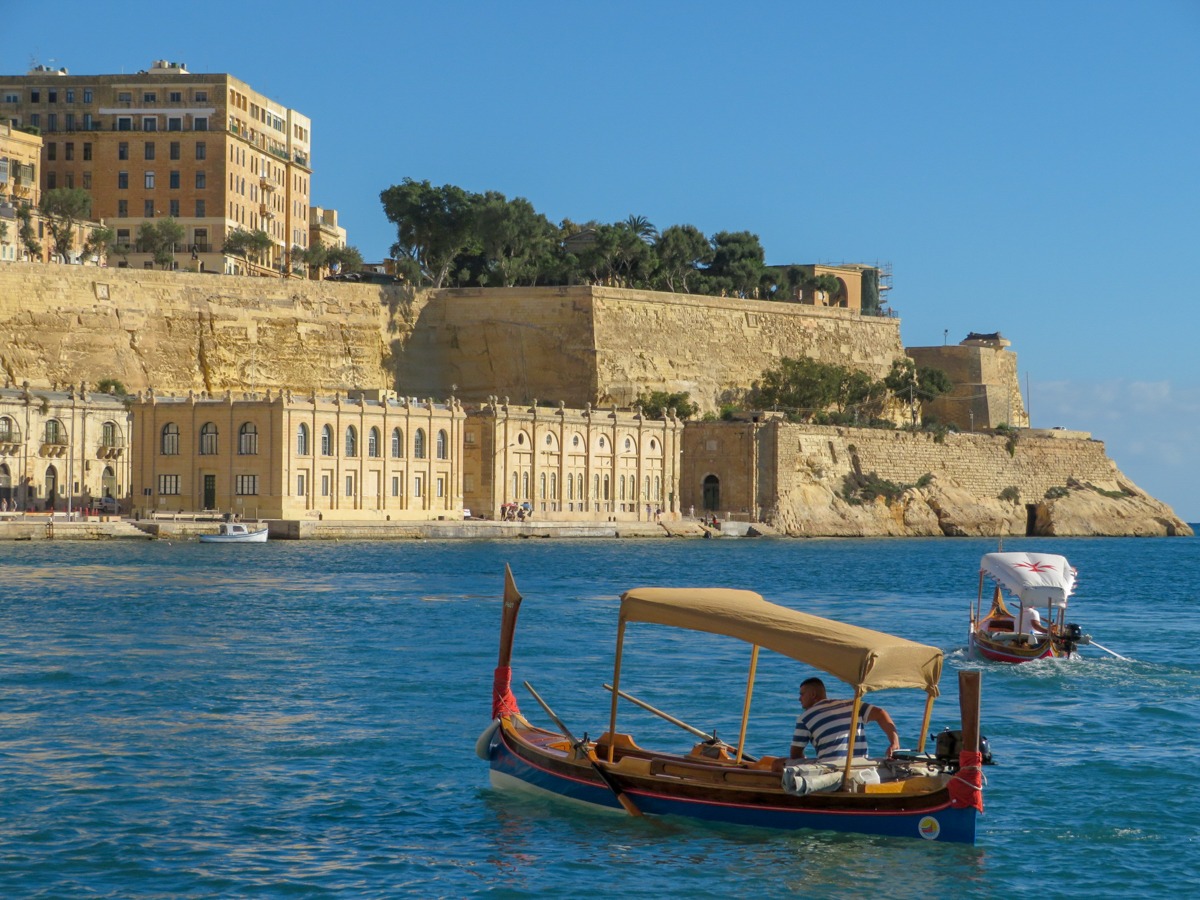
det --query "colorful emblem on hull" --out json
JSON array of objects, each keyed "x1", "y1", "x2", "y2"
[{"x1": 918, "y1": 816, "x2": 941, "y2": 840}]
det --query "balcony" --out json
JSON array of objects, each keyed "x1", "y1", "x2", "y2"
[
  {"x1": 259, "y1": 202, "x2": 275, "y2": 219},
  {"x1": 40, "y1": 441, "x2": 68, "y2": 458},
  {"x1": 96, "y1": 442, "x2": 125, "y2": 459},
  {"x1": 260, "y1": 176, "x2": 277, "y2": 192}
]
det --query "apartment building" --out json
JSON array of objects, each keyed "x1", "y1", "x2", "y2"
[{"x1": 0, "y1": 61, "x2": 312, "y2": 275}]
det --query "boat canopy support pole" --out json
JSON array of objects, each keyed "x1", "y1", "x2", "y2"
[
  {"x1": 917, "y1": 691, "x2": 935, "y2": 754},
  {"x1": 607, "y1": 618, "x2": 628, "y2": 764},
  {"x1": 840, "y1": 692, "x2": 864, "y2": 791},
  {"x1": 735, "y1": 645, "x2": 759, "y2": 764}
]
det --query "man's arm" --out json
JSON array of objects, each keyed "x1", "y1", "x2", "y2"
[{"x1": 866, "y1": 707, "x2": 900, "y2": 757}]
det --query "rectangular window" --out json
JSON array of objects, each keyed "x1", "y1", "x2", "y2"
[
  {"x1": 65, "y1": 113, "x2": 74, "y2": 130},
  {"x1": 118, "y1": 142, "x2": 129, "y2": 160},
  {"x1": 142, "y1": 116, "x2": 157, "y2": 132},
  {"x1": 29, "y1": 90, "x2": 40, "y2": 103},
  {"x1": 117, "y1": 92, "x2": 131, "y2": 103},
  {"x1": 169, "y1": 91, "x2": 182, "y2": 103},
  {"x1": 321, "y1": 474, "x2": 330, "y2": 497},
  {"x1": 144, "y1": 171, "x2": 155, "y2": 189},
  {"x1": 83, "y1": 89, "x2": 93, "y2": 103},
  {"x1": 169, "y1": 170, "x2": 180, "y2": 189},
  {"x1": 66, "y1": 89, "x2": 75, "y2": 103},
  {"x1": 437, "y1": 476, "x2": 446, "y2": 498},
  {"x1": 4, "y1": 92, "x2": 18, "y2": 103},
  {"x1": 391, "y1": 476, "x2": 400, "y2": 497},
  {"x1": 46, "y1": 172, "x2": 57, "y2": 189},
  {"x1": 144, "y1": 200, "x2": 155, "y2": 217},
  {"x1": 83, "y1": 142, "x2": 92, "y2": 160},
  {"x1": 64, "y1": 142, "x2": 74, "y2": 160},
  {"x1": 48, "y1": 90, "x2": 57, "y2": 104},
  {"x1": 169, "y1": 141, "x2": 180, "y2": 160},
  {"x1": 117, "y1": 200, "x2": 127, "y2": 217},
  {"x1": 82, "y1": 171, "x2": 91, "y2": 189},
  {"x1": 195, "y1": 141, "x2": 206, "y2": 160},
  {"x1": 47, "y1": 143, "x2": 56, "y2": 161},
  {"x1": 82, "y1": 113, "x2": 92, "y2": 130},
  {"x1": 144, "y1": 141, "x2": 155, "y2": 160},
  {"x1": 64, "y1": 173, "x2": 73, "y2": 189},
  {"x1": 414, "y1": 475, "x2": 424, "y2": 498},
  {"x1": 29, "y1": 114, "x2": 39, "y2": 128},
  {"x1": 167, "y1": 117, "x2": 182, "y2": 131},
  {"x1": 117, "y1": 116, "x2": 131, "y2": 131},
  {"x1": 118, "y1": 171, "x2": 128, "y2": 189},
  {"x1": 143, "y1": 92, "x2": 156, "y2": 103},
  {"x1": 169, "y1": 199, "x2": 179, "y2": 217},
  {"x1": 47, "y1": 113, "x2": 57, "y2": 132},
  {"x1": 195, "y1": 199, "x2": 205, "y2": 217},
  {"x1": 235, "y1": 475, "x2": 259, "y2": 495},
  {"x1": 194, "y1": 117, "x2": 208, "y2": 131},
  {"x1": 195, "y1": 91, "x2": 208, "y2": 102},
  {"x1": 158, "y1": 474, "x2": 180, "y2": 495},
  {"x1": 195, "y1": 171, "x2": 206, "y2": 189},
  {"x1": 297, "y1": 473, "x2": 306, "y2": 497},
  {"x1": 345, "y1": 474, "x2": 354, "y2": 497}
]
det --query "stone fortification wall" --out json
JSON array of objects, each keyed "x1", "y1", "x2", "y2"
[
  {"x1": 395, "y1": 286, "x2": 907, "y2": 412},
  {"x1": 389, "y1": 287, "x2": 599, "y2": 405},
  {"x1": 0, "y1": 263, "x2": 392, "y2": 393},
  {"x1": 908, "y1": 343, "x2": 1029, "y2": 430},
  {"x1": 776, "y1": 425, "x2": 1113, "y2": 503}
]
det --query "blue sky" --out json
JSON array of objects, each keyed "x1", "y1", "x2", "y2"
[{"x1": 17, "y1": 0, "x2": 1200, "y2": 519}]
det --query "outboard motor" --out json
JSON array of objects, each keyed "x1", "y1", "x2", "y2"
[
  {"x1": 933, "y1": 728, "x2": 995, "y2": 768},
  {"x1": 1058, "y1": 622, "x2": 1084, "y2": 655}
]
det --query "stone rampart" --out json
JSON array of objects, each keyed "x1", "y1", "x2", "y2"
[
  {"x1": 0, "y1": 263, "x2": 392, "y2": 393},
  {"x1": 396, "y1": 286, "x2": 906, "y2": 411}
]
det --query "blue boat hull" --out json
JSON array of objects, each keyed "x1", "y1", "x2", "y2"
[{"x1": 487, "y1": 724, "x2": 976, "y2": 845}]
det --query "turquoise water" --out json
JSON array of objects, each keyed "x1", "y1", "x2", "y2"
[{"x1": 1, "y1": 536, "x2": 1197, "y2": 898}]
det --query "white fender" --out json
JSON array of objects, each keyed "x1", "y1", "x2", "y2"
[{"x1": 475, "y1": 718, "x2": 501, "y2": 761}]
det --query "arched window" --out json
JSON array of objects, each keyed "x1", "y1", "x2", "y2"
[
  {"x1": 161, "y1": 423, "x2": 180, "y2": 455},
  {"x1": 413, "y1": 429, "x2": 426, "y2": 459},
  {"x1": 0, "y1": 416, "x2": 15, "y2": 441},
  {"x1": 550, "y1": 472, "x2": 558, "y2": 500},
  {"x1": 619, "y1": 475, "x2": 626, "y2": 501},
  {"x1": 321, "y1": 425, "x2": 333, "y2": 456},
  {"x1": 522, "y1": 472, "x2": 530, "y2": 499},
  {"x1": 297, "y1": 423, "x2": 309, "y2": 456},
  {"x1": 391, "y1": 427, "x2": 403, "y2": 458},
  {"x1": 345, "y1": 426, "x2": 358, "y2": 457},
  {"x1": 654, "y1": 476, "x2": 661, "y2": 499},
  {"x1": 540, "y1": 472, "x2": 547, "y2": 500},
  {"x1": 436, "y1": 429, "x2": 448, "y2": 459},
  {"x1": 567, "y1": 473, "x2": 574, "y2": 500},
  {"x1": 44, "y1": 419, "x2": 66, "y2": 444},
  {"x1": 603, "y1": 474, "x2": 610, "y2": 501},
  {"x1": 199, "y1": 423, "x2": 218, "y2": 455},
  {"x1": 101, "y1": 421, "x2": 119, "y2": 448},
  {"x1": 645, "y1": 476, "x2": 651, "y2": 500},
  {"x1": 511, "y1": 471, "x2": 519, "y2": 498},
  {"x1": 368, "y1": 427, "x2": 381, "y2": 458},
  {"x1": 624, "y1": 437, "x2": 633, "y2": 451},
  {"x1": 593, "y1": 474, "x2": 599, "y2": 500},
  {"x1": 238, "y1": 422, "x2": 258, "y2": 455}
]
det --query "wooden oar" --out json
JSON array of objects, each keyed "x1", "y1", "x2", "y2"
[
  {"x1": 603, "y1": 683, "x2": 758, "y2": 762},
  {"x1": 523, "y1": 681, "x2": 642, "y2": 817}
]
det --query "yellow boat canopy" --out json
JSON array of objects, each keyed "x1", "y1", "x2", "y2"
[{"x1": 619, "y1": 587, "x2": 943, "y2": 696}]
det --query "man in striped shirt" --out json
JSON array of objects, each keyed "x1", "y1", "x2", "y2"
[{"x1": 789, "y1": 677, "x2": 900, "y2": 763}]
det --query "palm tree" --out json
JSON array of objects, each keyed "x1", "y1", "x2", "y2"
[{"x1": 624, "y1": 214, "x2": 658, "y2": 244}]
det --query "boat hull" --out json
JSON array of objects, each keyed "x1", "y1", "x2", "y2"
[
  {"x1": 198, "y1": 528, "x2": 269, "y2": 543},
  {"x1": 968, "y1": 631, "x2": 1061, "y2": 664},
  {"x1": 486, "y1": 721, "x2": 976, "y2": 844}
]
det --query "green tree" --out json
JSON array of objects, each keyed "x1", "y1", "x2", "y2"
[
  {"x1": 636, "y1": 391, "x2": 699, "y2": 420},
  {"x1": 95, "y1": 378, "x2": 129, "y2": 395},
  {"x1": 624, "y1": 214, "x2": 658, "y2": 243},
  {"x1": 138, "y1": 218, "x2": 185, "y2": 269},
  {"x1": 325, "y1": 244, "x2": 364, "y2": 274},
  {"x1": 222, "y1": 228, "x2": 274, "y2": 268},
  {"x1": 704, "y1": 231, "x2": 765, "y2": 296},
  {"x1": 39, "y1": 187, "x2": 93, "y2": 261},
  {"x1": 475, "y1": 193, "x2": 556, "y2": 286},
  {"x1": 83, "y1": 225, "x2": 116, "y2": 263},
  {"x1": 885, "y1": 359, "x2": 953, "y2": 425},
  {"x1": 654, "y1": 225, "x2": 712, "y2": 293},
  {"x1": 380, "y1": 179, "x2": 479, "y2": 288},
  {"x1": 16, "y1": 205, "x2": 41, "y2": 260}
]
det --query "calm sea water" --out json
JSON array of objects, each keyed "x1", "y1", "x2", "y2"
[{"x1": 1, "y1": 535, "x2": 1197, "y2": 898}]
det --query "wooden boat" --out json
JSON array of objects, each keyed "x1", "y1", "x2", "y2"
[
  {"x1": 198, "y1": 522, "x2": 269, "y2": 543},
  {"x1": 478, "y1": 566, "x2": 985, "y2": 844},
  {"x1": 969, "y1": 552, "x2": 1084, "y2": 663}
]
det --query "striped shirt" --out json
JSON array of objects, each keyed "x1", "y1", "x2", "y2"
[{"x1": 792, "y1": 699, "x2": 874, "y2": 761}]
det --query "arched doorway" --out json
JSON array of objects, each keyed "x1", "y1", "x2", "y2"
[
  {"x1": 702, "y1": 474, "x2": 720, "y2": 512},
  {"x1": 45, "y1": 464, "x2": 59, "y2": 511},
  {"x1": 102, "y1": 465, "x2": 117, "y2": 502},
  {"x1": 0, "y1": 463, "x2": 11, "y2": 506}
]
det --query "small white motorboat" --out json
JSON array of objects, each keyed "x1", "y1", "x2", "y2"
[{"x1": 199, "y1": 522, "x2": 269, "y2": 543}]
